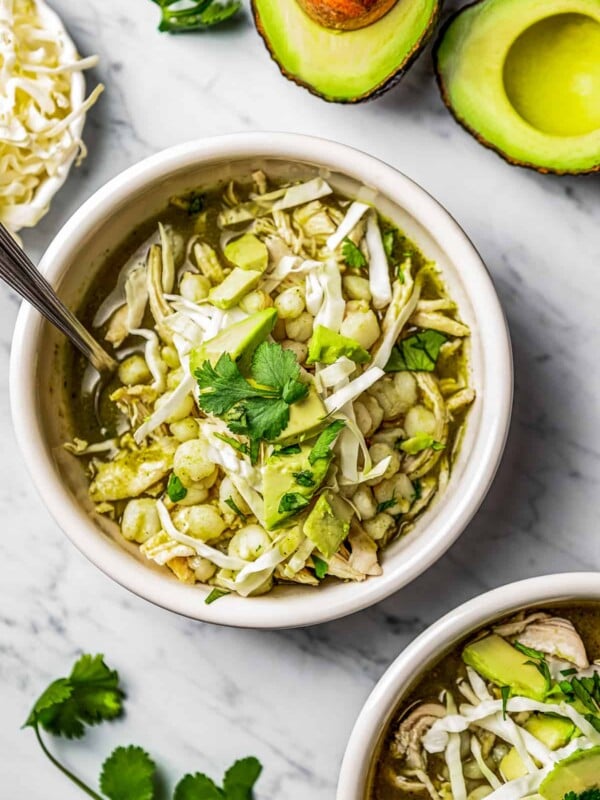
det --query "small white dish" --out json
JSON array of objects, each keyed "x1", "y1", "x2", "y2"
[
  {"x1": 10, "y1": 133, "x2": 512, "y2": 628},
  {"x1": 337, "y1": 572, "x2": 600, "y2": 798}
]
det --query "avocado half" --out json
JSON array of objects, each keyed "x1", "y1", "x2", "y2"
[
  {"x1": 434, "y1": 0, "x2": 600, "y2": 174},
  {"x1": 252, "y1": 0, "x2": 441, "y2": 103}
]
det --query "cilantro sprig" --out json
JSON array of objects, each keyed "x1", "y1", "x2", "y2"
[
  {"x1": 564, "y1": 791, "x2": 600, "y2": 800},
  {"x1": 195, "y1": 342, "x2": 308, "y2": 460},
  {"x1": 24, "y1": 653, "x2": 262, "y2": 799},
  {"x1": 385, "y1": 329, "x2": 447, "y2": 373},
  {"x1": 342, "y1": 238, "x2": 367, "y2": 269},
  {"x1": 150, "y1": 0, "x2": 242, "y2": 33}
]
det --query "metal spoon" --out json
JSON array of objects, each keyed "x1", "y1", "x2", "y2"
[{"x1": 0, "y1": 222, "x2": 116, "y2": 375}]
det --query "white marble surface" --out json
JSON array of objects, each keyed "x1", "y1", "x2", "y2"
[{"x1": 2, "y1": 1, "x2": 600, "y2": 796}]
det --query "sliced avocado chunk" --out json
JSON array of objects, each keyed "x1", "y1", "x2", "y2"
[
  {"x1": 189, "y1": 309, "x2": 277, "y2": 373},
  {"x1": 208, "y1": 267, "x2": 262, "y2": 309},
  {"x1": 274, "y1": 384, "x2": 328, "y2": 443},
  {"x1": 263, "y1": 443, "x2": 331, "y2": 530},
  {"x1": 540, "y1": 746, "x2": 600, "y2": 799},
  {"x1": 303, "y1": 491, "x2": 353, "y2": 558},
  {"x1": 434, "y1": 0, "x2": 600, "y2": 174},
  {"x1": 307, "y1": 324, "x2": 371, "y2": 365},
  {"x1": 224, "y1": 233, "x2": 269, "y2": 273},
  {"x1": 526, "y1": 714, "x2": 575, "y2": 750},
  {"x1": 252, "y1": 0, "x2": 440, "y2": 103},
  {"x1": 499, "y1": 747, "x2": 528, "y2": 781},
  {"x1": 462, "y1": 634, "x2": 548, "y2": 700}
]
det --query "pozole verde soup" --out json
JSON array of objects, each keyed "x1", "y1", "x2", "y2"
[
  {"x1": 64, "y1": 171, "x2": 474, "y2": 601},
  {"x1": 371, "y1": 604, "x2": 600, "y2": 800}
]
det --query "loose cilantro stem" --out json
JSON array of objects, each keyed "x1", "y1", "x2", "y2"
[{"x1": 33, "y1": 723, "x2": 103, "y2": 800}]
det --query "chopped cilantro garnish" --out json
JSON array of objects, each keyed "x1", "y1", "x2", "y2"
[
  {"x1": 383, "y1": 230, "x2": 395, "y2": 259},
  {"x1": 205, "y1": 587, "x2": 231, "y2": 605},
  {"x1": 214, "y1": 432, "x2": 250, "y2": 456},
  {"x1": 514, "y1": 641, "x2": 547, "y2": 660},
  {"x1": 224, "y1": 497, "x2": 247, "y2": 522},
  {"x1": 560, "y1": 667, "x2": 578, "y2": 676},
  {"x1": 342, "y1": 237, "x2": 367, "y2": 269},
  {"x1": 385, "y1": 329, "x2": 447, "y2": 373},
  {"x1": 500, "y1": 685, "x2": 510, "y2": 720},
  {"x1": 195, "y1": 342, "x2": 308, "y2": 452},
  {"x1": 272, "y1": 444, "x2": 301, "y2": 456},
  {"x1": 514, "y1": 641, "x2": 553, "y2": 691},
  {"x1": 411, "y1": 479, "x2": 422, "y2": 502},
  {"x1": 564, "y1": 791, "x2": 600, "y2": 800},
  {"x1": 278, "y1": 492, "x2": 310, "y2": 514},
  {"x1": 308, "y1": 420, "x2": 345, "y2": 465},
  {"x1": 312, "y1": 555, "x2": 328, "y2": 580},
  {"x1": 293, "y1": 470, "x2": 315, "y2": 487},
  {"x1": 376, "y1": 496, "x2": 396, "y2": 514},
  {"x1": 167, "y1": 473, "x2": 188, "y2": 503}
]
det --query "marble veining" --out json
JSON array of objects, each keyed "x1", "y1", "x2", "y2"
[{"x1": 1, "y1": 0, "x2": 600, "y2": 796}]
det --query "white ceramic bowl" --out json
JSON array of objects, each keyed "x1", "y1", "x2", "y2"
[
  {"x1": 337, "y1": 572, "x2": 600, "y2": 798},
  {"x1": 10, "y1": 133, "x2": 513, "y2": 629}
]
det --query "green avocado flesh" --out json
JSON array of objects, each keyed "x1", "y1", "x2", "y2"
[
  {"x1": 189, "y1": 309, "x2": 277, "y2": 372},
  {"x1": 462, "y1": 634, "x2": 548, "y2": 700},
  {"x1": 252, "y1": 0, "x2": 439, "y2": 102},
  {"x1": 540, "y1": 746, "x2": 600, "y2": 799},
  {"x1": 435, "y1": 0, "x2": 600, "y2": 173},
  {"x1": 263, "y1": 443, "x2": 330, "y2": 530}
]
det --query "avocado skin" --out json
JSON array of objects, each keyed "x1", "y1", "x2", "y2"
[
  {"x1": 433, "y1": 0, "x2": 600, "y2": 175},
  {"x1": 251, "y1": 0, "x2": 441, "y2": 103}
]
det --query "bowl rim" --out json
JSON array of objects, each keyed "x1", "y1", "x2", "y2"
[
  {"x1": 336, "y1": 571, "x2": 600, "y2": 799},
  {"x1": 10, "y1": 132, "x2": 513, "y2": 629}
]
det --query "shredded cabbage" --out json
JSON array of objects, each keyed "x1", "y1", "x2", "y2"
[
  {"x1": 366, "y1": 212, "x2": 392, "y2": 309},
  {"x1": 327, "y1": 201, "x2": 370, "y2": 251},
  {"x1": 325, "y1": 367, "x2": 384, "y2": 414},
  {"x1": 0, "y1": 0, "x2": 103, "y2": 232},
  {"x1": 312, "y1": 259, "x2": 345, "y2": 330},
  {"x1": 272, "y1": 177, "x2": 332, "y2": 211}
]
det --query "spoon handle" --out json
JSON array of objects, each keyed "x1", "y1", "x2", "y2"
[{"x1": 0, "y1": 223, "x2": 116, "y2": 374}]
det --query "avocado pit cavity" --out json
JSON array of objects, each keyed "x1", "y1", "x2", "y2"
[{"x1": 503, "y1": 13, "x2": 600, "y2": 136}]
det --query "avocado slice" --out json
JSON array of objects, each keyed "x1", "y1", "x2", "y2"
[
  {"x1": 263, "y1": 443, "x2": 331, "y2": 530},
  {"x1": 304, "y1": 491, "x2": 353, "y2": 557},
  {"x1": 189, "y1": 309, "x2": 277, "y2": 373},
  {"x1": 540, "y1": 746, "x2": 600, "y2": 799},
  {"x1": 224, "y1": 234, "x2": 269, "y2": 273},
  {"x1": 252, "y1": 0, "x2": 440, "y2": 103},
  {"x1": 273, "y1": 384, "x2": 328, "y2": 443},
  {"x1": 434, "y1": 0, "x2": 600, "y2": 174},
  {"x1": 209, "y1": 267, "x2": 262, "y2": 309},
  {"x1": 500, "y1": 714, "x2": 576, "y2": 780},
  {"x1": 307, "y1": 325, "x2": 371, "y2": 365},
  {"x1": 462, "y1": 634, "x2": 548, "y2": 700}
]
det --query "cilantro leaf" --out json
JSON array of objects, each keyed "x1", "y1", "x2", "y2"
[
  {"x1": 167, "y1": 473, "x2": 188, "y2": 502},
  {"x1": 272, "y1": 444, "x2": 301, "y2": 456},
  {"x1": 224, "y1": 497, "x2": 247, "y2": 522},
  {"x1": 500, "y1": 686, "x2": 510, "y2": 720},
  {"x1": 342, "y1": 238, "x2": 367, "y2": 269},
  {"x1": 100, "y1": 746, "x2": 156, "y2": 800},
  {"x1": 382, "y1": 230, "x2": 395, "y2": 259},
  {"x1": 205, "y1": 588, "x2": 231, "y2": 605},
  {"x1": 195, "y1": 343, "x2": 308, "y2": 447},
  {"x1": 214, "y1": 433, "x2": 250, "y2": 456},
  {"x1": 251, "y1": 341, "x2": 304, "y2": 397},
  {"x1": 243, "y1": 396, "x2": 291, "y2": 442},
  {"x1": 514, "y1": 641, "x2": 547, "y2": 661},
  {"x1": 385, "y1": 330, "x2": 447, "y2": 373},
  {"x1": 399, "y1": 434, "x2": 445, "y2": 455},
  {"x1": 312, "y1": 555, "x2": 328, "y2": 580},
  {"x1": 156, "y1": 0, "x2": 241, "y2": 33},
  {"x1": 308, "y1": 420, "x2": 345, "y2": 465},
  {"x1": 195, "y1": 355, "x2": 272, "y2": 417},
  {"x1": 564, "y1": 791, "x2": 600, "y2": 800},
  {"x1": 26, "y1": 654, "x2": 123, "y2": 739},
  {"x1": 293, "y1": 470, "x2": 315, "y2": 487},
  {"x1": 278, "y1": 493, "x2": 310, "y2": 514},
  {"x1": 223, "y1": 757, "x2": 262, "y2": 799},
  {"x1": 174, "y1": 773, "x2": 222, "y2": 800},
  {"x1": 376, "y1": 497, "x2": 396, "y2": 514}
]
